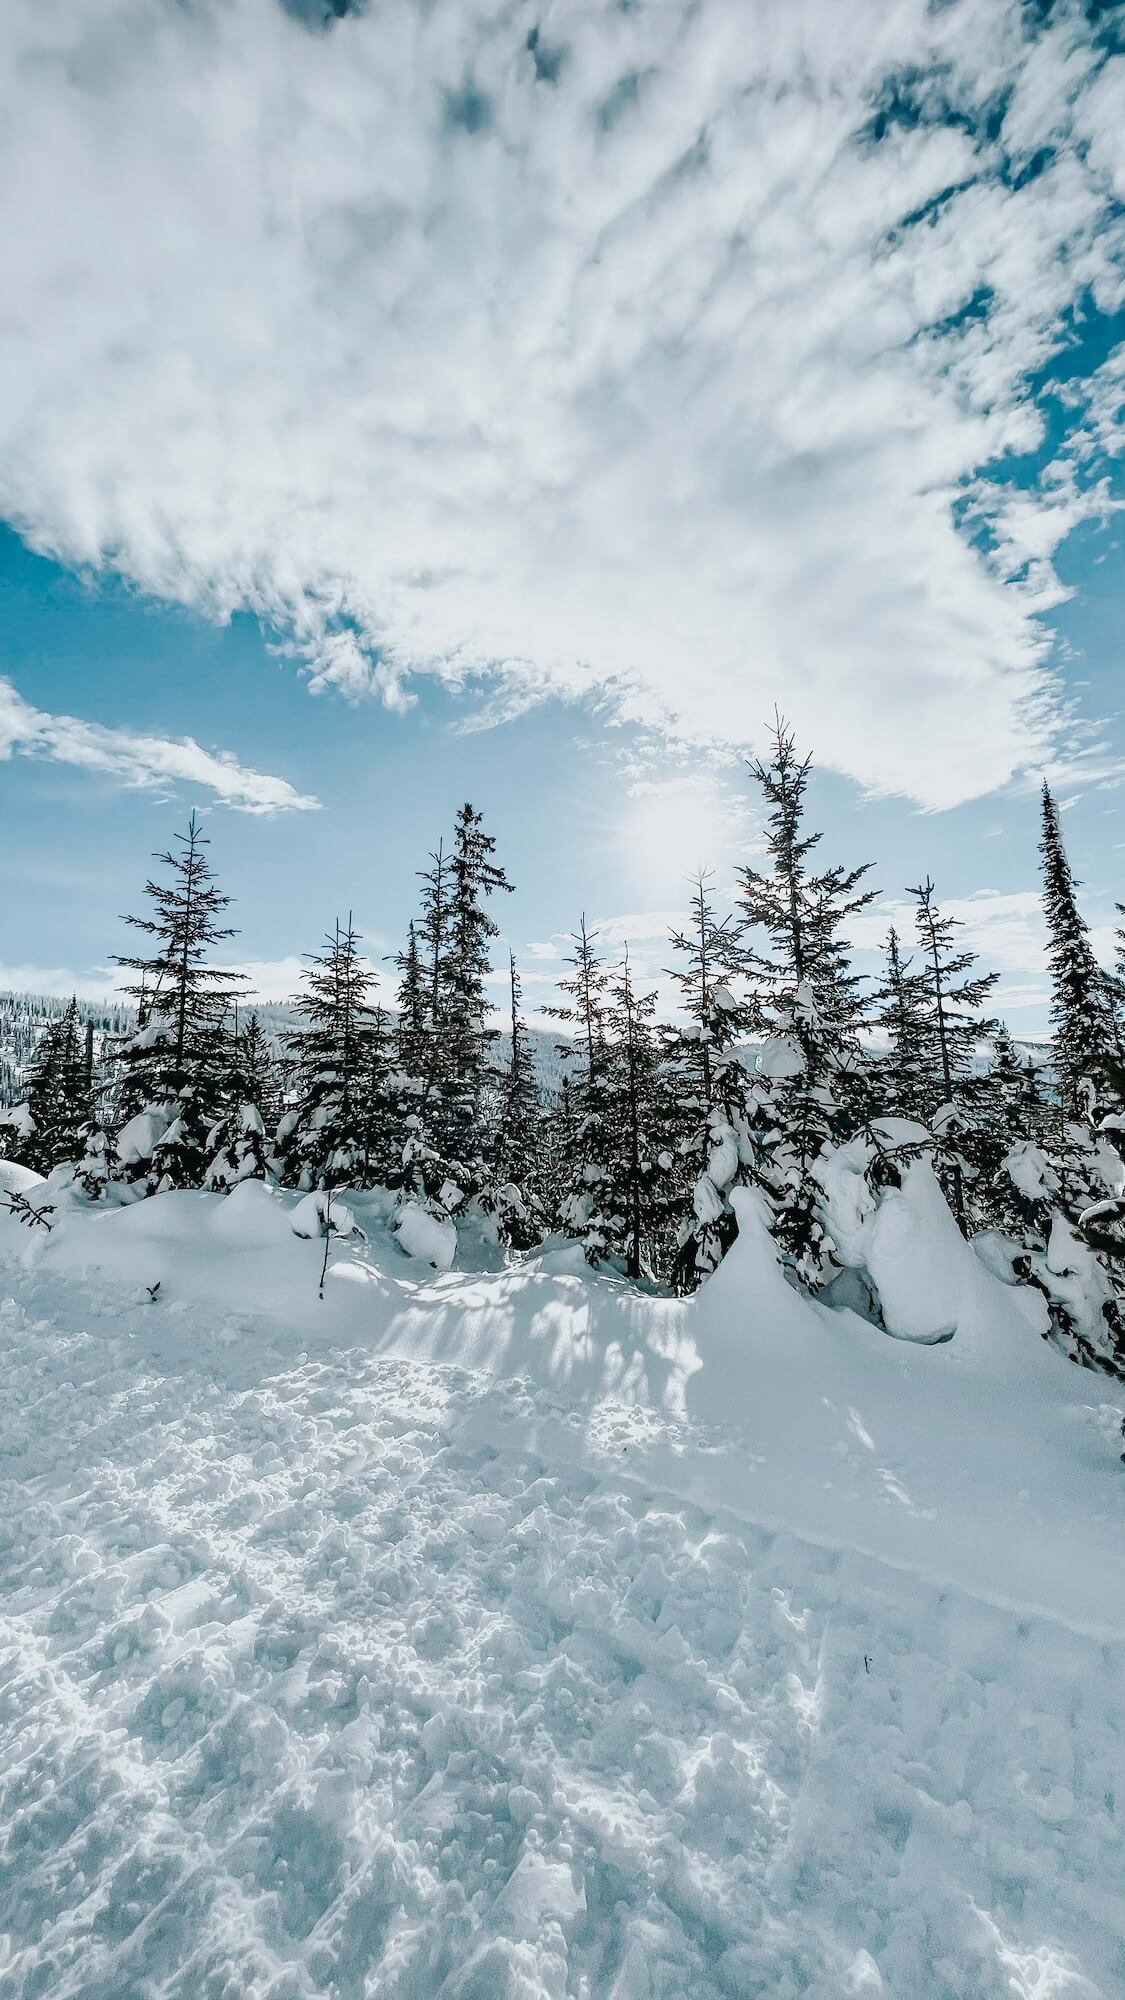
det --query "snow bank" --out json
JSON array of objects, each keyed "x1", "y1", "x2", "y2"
[
  {"x1": 1, "y1": 1169, "x2": 1121, "y2": 1637},
  {"x1": 686, "y1": 1188, "x2": 1123, "y2": 1636},
  {"x1": 2, "y1": 1169, "x2": 1124, "y2": 1998}
]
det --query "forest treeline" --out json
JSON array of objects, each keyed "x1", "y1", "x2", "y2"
[{"x1": 4, "y1": 720, "x2": 1125, "y2": 1385}]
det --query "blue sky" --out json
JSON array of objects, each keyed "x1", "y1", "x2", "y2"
[{"x1": 0, "y1": 0, "x2": 1123, "y2": 1028}]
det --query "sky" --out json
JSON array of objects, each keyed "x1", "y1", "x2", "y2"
[{"x1": 0, "y1": 0, "x2": 1123, "y2": 1030}]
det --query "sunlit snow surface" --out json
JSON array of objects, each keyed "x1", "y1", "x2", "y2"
[{"x1": 1, "y1": 1178, "x2": 1123, "y2": 1997}]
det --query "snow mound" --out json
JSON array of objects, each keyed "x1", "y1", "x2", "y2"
[
  {"x1": 392, "y1": 1197, "x2": 458, "y2": 1270},
  {"x1": 0, "y1": 1157, "x2": 44, "y2": 1198}
]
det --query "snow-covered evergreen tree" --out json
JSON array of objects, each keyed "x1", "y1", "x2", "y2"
[
  {"x1": 23, "y1": 996, "x2": 90, "y2": 1173},
  {"x1": 1040, "y1": 784, "x2": 1116, "y2": 1113},
  {"x1": 967, "y1": 1030, "x2": 1050, "y2": 1238},
  {"x1": 432, "y1": 803, "x2": 514, "y2": 1169},
  {"x1": 662, "y1": 871, "x2": 751, "y2": 1289},
  {"x1": 545, "y1": 916, "x2": 613, "y2": 1258},
  {"x1": 907, "y1": 876, "x2": 999, "y2": 1231},
  {"x1": 72, "y1": 1112, "x2": 116, "y2": 1203},
  {"x1": 356, "y1": 1005, "x2": 402, "y2": 1187},
  {"x1": 205, "y1": 1102, "x2": 271, "y2": 1190},
  {"x1": 276, "y1": 918, "x2": 391, "y2": 1190},
  {"x1": 596, "y1": 953, "x2": 670, "y2": 1279},
  {"x1": 736, "y1": 719, "x2": 876, "y2": 1288},
  {"x1": 393, "y1": 920, "x2": 428, "y2": 1080},
  {"x1": 390, "y1": 808, "x2": 515, "y2": 1237},
  {"x1": 204, "y1": 1013, "x2": 276, "y2": 1190},
  {"x1": 108, "y1": 815, "x2": 244, "y2": 1191},
  {"x1": 872, "y1": 927, "x2": 931, "y2": 1120},
  {"x1": 238, "y1": 1013, "x2": 282, "y2": 1130},
  {"x1": 490, "y1": 952, "x2": 544, "y2": 1247}
]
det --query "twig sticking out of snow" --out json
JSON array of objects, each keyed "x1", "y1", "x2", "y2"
[
  {"x1": 1, "y1": 1190, "x2": 54, "y2": 1232},
  {"x1": 319, "y1": 1189, "x2": 333, "y2": 1301}
]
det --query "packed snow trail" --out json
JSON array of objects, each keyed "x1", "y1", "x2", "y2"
[{"x1": 2, "y1": 1253, "x2": 1124, "y2": 1998}]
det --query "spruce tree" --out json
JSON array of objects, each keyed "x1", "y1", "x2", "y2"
[
  {"x1": 357, "y1": 1005, "x2": 402, "y2": 1187},
  {"x1": 597, "y1": 953, "x2": 670, "y2": 1279},
  {"x1": 907, "y1": 877, "x2": 1000, "y2": 1231},
  {"x1": 395, "y1": 808, "x2": 514, "y2": 1218},
  {"x1": 73, "y1": 1113, "x2": 115, "y2": 1202},
  {"x1": 394, "y1": 921, "x2": 428, "y2": 1080},
  {"x1": 204, "y1": 1011, "x2": 276, "y2": 1190},
  {"x1": 436, "y1": 803, "x2": 514, "y2": 1169},
  {"x1": 276, "y1": 918, "x2": 391, "y2": 1190},
  {"x1": 109, "y1": 814, "x2": 244, "y2": 1189},
  {"x1": 1040, "y1": 784, "x2": 1115, "y2": 1114},
  {"x1": 25, "y1": 997, "x2": 90, "y2": 1173},
  {"x1": 872, "y1": 927, "x2": 931, "y2": 1121},
  {"x1": 969, "y1": 1029, "x2": 1050, "y2": 1237},
  {"x1": 736, "y1": 718, "x2": 876, "y2": 1287},
  {"x1": 663, "y1": 871, "x2": 751, "y2": 1288},
  {"x1": 544, "y1": 916, "x2": 613, "y2": 1256},
  {"x1": 239, "y1": 1013, "x2": 282, "y2": 1130},
  {"x1": 490, "y1": 952, "x2": 544, "y2": 1245}
]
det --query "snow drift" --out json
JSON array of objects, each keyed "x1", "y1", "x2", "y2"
[{"x1": 2, "y1": 1169, "x2": 1124, "y2": 1999}]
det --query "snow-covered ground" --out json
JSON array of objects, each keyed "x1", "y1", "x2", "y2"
[{"x1": 2, "y1": 1174, "x2": 1124, "y2": 1997}]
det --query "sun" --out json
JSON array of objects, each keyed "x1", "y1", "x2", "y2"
[{"x1": 621, "y1": 783, "x2": 732, "y2": 891}]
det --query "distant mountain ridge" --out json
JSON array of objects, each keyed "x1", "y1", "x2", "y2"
[{"x1": 0, "y1": 988, "x2": 1049, "y2": 1110}]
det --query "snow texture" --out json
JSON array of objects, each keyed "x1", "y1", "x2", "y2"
[{"x1": 1, "y1": 1173, "x2": 1123, "y2": 1998}]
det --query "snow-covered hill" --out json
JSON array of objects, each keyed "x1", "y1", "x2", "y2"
[{"x1": 1, "y1": 1172, "x2": 1123, "y2": 1997}]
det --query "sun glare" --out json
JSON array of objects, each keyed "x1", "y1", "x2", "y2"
[{"x1": 623, "y1": 785, "x2": 731, "y2": 890}]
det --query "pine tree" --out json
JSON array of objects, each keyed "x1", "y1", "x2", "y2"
[
  {"x1": 276, "y1": 918, "x2": 391, "y2": 1190},
  {"x1": 434, "y1": 803, "x2": 514, "y2": 1170},
  {"x1": 109, "y1": 815, "x2": 244, "y2": 1189},
  {"x1": 25, "y1": 997, "x2": 90, "y2": 1173},
  {"x1": 73, "y1": 1114, "x2": 115, "y2": 1202},
  {"x1": 907, "y1": 876, "x2": 1000, "y2": 1231},
  {"x1": 872, "y1": 927, "x2": 931, "y2": 1120},
  {"x1": 204, "y1": 1011, "x2": 276, "y2": 1190},
  {"x1": 393, "y1": 809, "x2": 514, "y2": 1225},
  {"x1": 357, "y1": 1005, "x2": 402, "y2": 1186},
  {"x1": 394, "y1": 921, "x2": 428, "y2": 1080},
  {"x1": 736, "y1": 718, "x2": 876, "y2": 1287},
  {"x1": 663, "y1": 871, "x2": 751, "y2": 1288},
  {"x1": 238, "y1": 1013, "x2": 282, "y2": 1130},
  {"x1": 490, "y1": 952, "x2": 544, "y2": 1245},
  {"x1": 968, "y1": 1029, "x2": 1050, "y2": 1237},
  {"x1": 1040, "y1": 784, "x2": 1116, "y2": 1114},
  {"x1": 597, "y1": 953, "x2": 670, "y2": 1279},
  {"x1": 544, "y1": 916, "x2": 613, "y2": 1256}
]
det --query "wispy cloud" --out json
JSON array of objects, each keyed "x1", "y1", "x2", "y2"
[
  {"x1": 851, "y1": 889, "x2": 1049, "y2": 973},
  {"x1": 0, "y1": 676, "x2": 319, "y2": 814},
  {"x1": 0, "y1": 1, "x2": 1122, "y2": 807},
  {"x1": 852, "y1": 886, "x2": 1121, "y2": 990}
]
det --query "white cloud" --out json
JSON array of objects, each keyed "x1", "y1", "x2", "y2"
[
  {"x1": 529, "y1": 910, "x2": 692, "y2": 962},
  {"x1": 0, "y1": 676, "x2": 319, "y2": 814},
  {"x1": 1066, "y1": 341, "x2": 1125, "y2": 462},
  {"x1": 233, "y1": 955, "x2": 395, "y2": 1004},
  {"x1": 0, "y1": 1, "x2": 1123, "y2": 807},
  {"x1": 851, "y1": 888, "x2": 1048, "y2": 972},
  {"x1": 0, "y1": 962, "x2": 126, "y2": 1002}
]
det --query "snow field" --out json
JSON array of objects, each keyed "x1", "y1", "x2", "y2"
[{"x1": 2, "y1": 1176, "x2": 1125, "y2": 1995}]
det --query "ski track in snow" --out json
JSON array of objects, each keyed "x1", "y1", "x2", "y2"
[{"x1": 1, "y1": 1270, "x2": 1124, "y2": 1999}]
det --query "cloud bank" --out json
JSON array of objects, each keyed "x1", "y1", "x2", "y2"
[
  {"x1": 0, "y1": 678, "x2": 319, "y2": 814},
  {"x1": 0, "y1": 0, "x2": 1122, "y2": 806}
]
